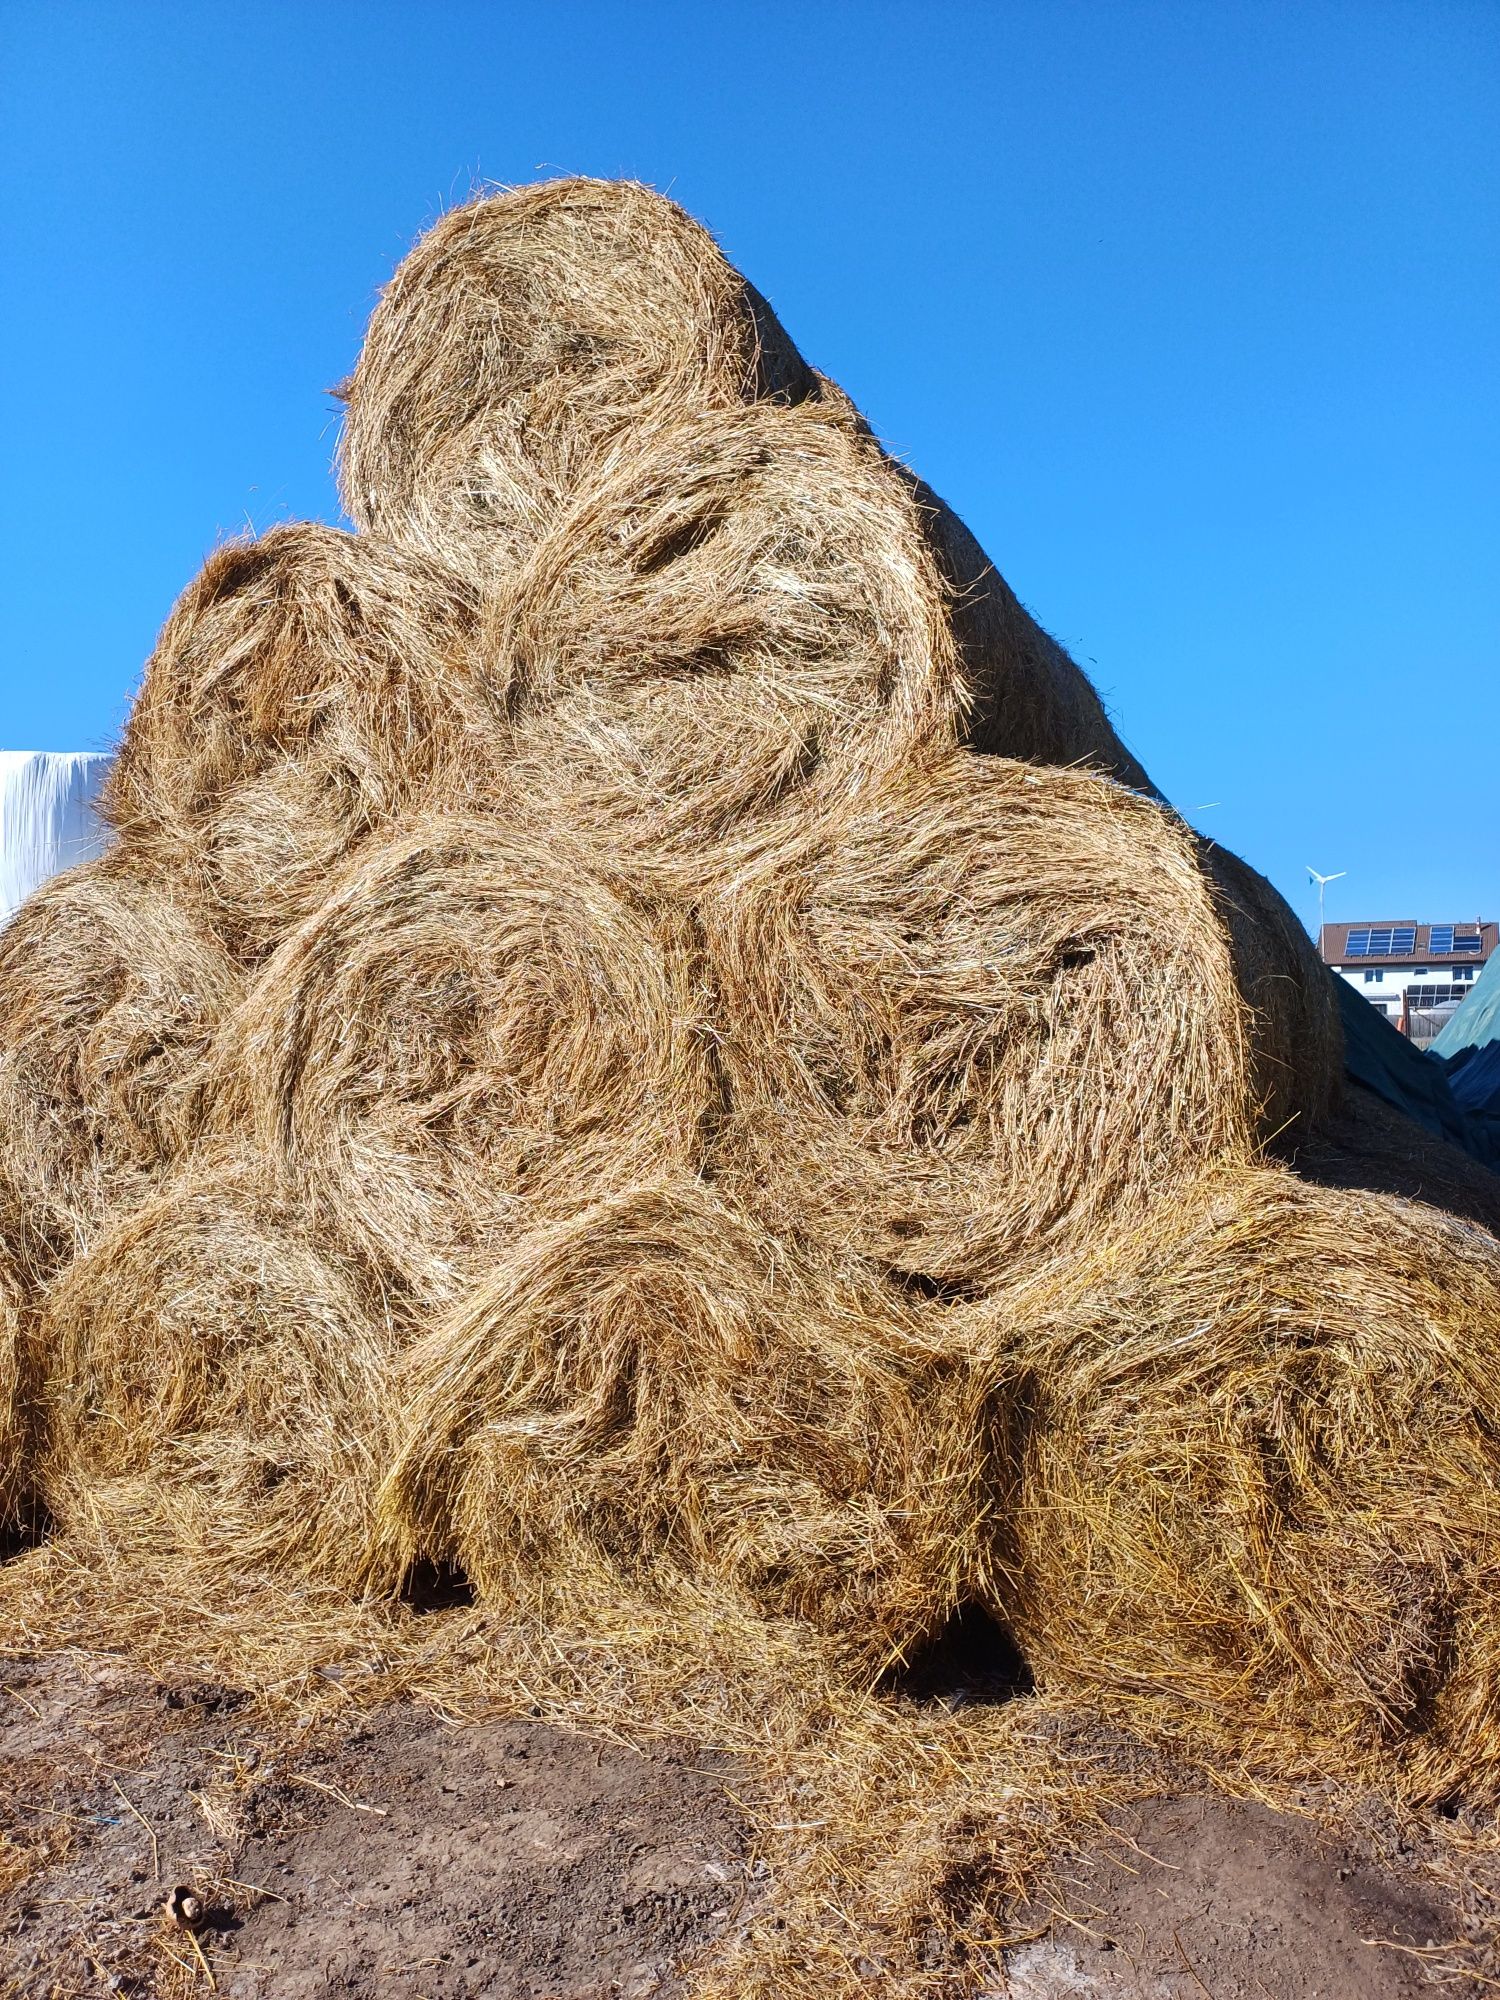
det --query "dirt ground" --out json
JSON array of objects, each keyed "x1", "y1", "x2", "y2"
[
  {"x1": 1, "y1": 1649, "x2": 1494, "y2": 1998},
  {"x1": 1004, "y1": 1794, "x2": 1484, "y2": 1999},
  {"x1": 0, "y1": 1653, "x2": 748, "y2": 1998}
]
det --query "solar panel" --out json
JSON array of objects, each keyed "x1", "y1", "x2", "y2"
[
  {"x1": 1428, "y1": 926, "x2": 1482, "y2": 955},
  {"x1": 1343, "y1": 926, "x2": 1415, "y2": 958}
]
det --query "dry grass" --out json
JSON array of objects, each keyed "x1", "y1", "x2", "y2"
[
  {"x1": 984, "y1": 1163, "x2": 1500, "y2": 1800},
  {"x1": 373, "y1": 1176, "x2": 1001, "y2": 1677},
  {"x1": 104, "y1": 523, "x2": 492, "y2": 959},
  {"x1": 0, "y1": 1230, "x2": 31, "y2": 1528},
  {"x1": 0, "y1": 854, "x2": 239, "y2": 1272},
  {"x1": 341, "y1": 175, "x2": 1154, "y2": 791},
  {"x1": 478, "y1": 401, "x2": 965, "y2": 866},
  {"x1": 37, "y1": 1150, "x2": 394, "y2": 1586},
  {"x1": 338, "y1": 175, "x2": 816, "y2": 559},
  {"x1": 206, "y1": 812, "x2": 712, "y2": 1312},
  {"x1": 700, "y1": 752, "x2": 1291, "y2": 1291},
  {"x1": 0, "y1": 854, "x2": 240, "y2": 1528}
]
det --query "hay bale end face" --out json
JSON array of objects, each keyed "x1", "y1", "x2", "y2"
[
  {"x1": 377, "y1": 1179, "x2": 1002, "y2": 1674},
  {"x1": 703, "y1": 753, "x2": 1267, "y2": 1293},
  {"x1": 990, "y1": 1166, "x2": 1500, "y2": 1794},
  {"x1": 0, "y1": 855, "x2": 242, "y2": 1258},
  {"x1": 38, "y1": 1155, "x2": 392, "y2": 1584},
  {"x1": 105, "y1": 523, "x2": 493, "y2": 960},
  {"x1": 208, "y1": 814, "x2": 715, "y2": 1313},
  {"x1": 484, "y1": 402, "x2": 966, "y2": 864}
]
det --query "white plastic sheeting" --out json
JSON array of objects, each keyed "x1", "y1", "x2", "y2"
[{"x1": 0, "y1": 751, "x2": 115, "y2": 927}]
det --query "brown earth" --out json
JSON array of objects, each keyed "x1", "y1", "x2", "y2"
[
  {"x1": 1002, "y1": 1794, "x2": 1488, "y2": 1998},
  {"x1": 0, "y1": 1654, "x2": 749, "y2": 1998},
  {"x1": 1, "y1": 1650, "x2": 1494, "y2": 1997}
]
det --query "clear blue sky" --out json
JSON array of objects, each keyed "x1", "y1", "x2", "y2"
[{"x1": 2, "y1": 1, "x2": 1494, "y2": 930}]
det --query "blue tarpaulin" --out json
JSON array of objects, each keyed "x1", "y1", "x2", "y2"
[
  {"x1": 1333, "y1": 973, "x2": 1481, "y2": 1152},
  {"x1": 1429, "y1": 953, "x2": 1500, "y2": 1153},
  {"x1": 1432, "y1": 951, "x2": 1500, "y2": 1061}
]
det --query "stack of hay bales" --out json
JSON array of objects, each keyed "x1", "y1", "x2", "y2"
[{"x1": 4, "y1": 177, "x2": 1500, "y2": 1806}]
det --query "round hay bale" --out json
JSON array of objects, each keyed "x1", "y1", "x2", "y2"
[
  {"x1": 701, "y1": 753, "x2": 1262, "y2": 1295},
  {"x1": 376, "y1": 1180, "x2": 1000, "y2": 1672},
  {"x1": 338, "y1": 176, "x2": 817, "y2": 558},
  {"x1": 210, "y1": 815, "x2": 713, "y2": 1313},
  {"x1": 991, "y1": 1165, "x2": 1500, "y2": 1795},
  {"x1": 0, "y1": 855, "x2": 242, "y2": 1261},
  {"x1": 1201, "y1": 843, "x2": 1343, "y2": 1143},
  {"x1": 106, "y1": 523, "x2": 494, "y2": 960},
  {"x1": 483, "y1": 402, "x2": 962, "y2": 863},
  {"x1": 38, "y1": 1153, "x2": 391, "y2": 1583},
  {"x1": 340, "y1": 177, "x2": 1153, "y2": 789}
]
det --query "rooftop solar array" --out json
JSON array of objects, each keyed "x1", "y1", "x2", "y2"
[
  {"x1": 1344, "y1": 927, "x2": 1417, "y2": 957},
  {"x1": 1429, "y1": 926, "x2": 1484, "y2": 955}
]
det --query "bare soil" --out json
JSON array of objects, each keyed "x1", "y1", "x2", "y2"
[
  {"x1": 0, "y1": 1654, "x2": 748, "y2": 1998},
  {"x1": 1003, "y1": 1794, "x2": 1486, "y2": 1998},
  {"x1": 1, "y1": 1650, "x2": 1493, "y2": 1997}
]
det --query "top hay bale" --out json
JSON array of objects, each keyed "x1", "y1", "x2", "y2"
[
  {"x1": 339, "y1": 177, "x2": 816, "y2": 560},
  {"x1": 340, "y1": 176, "x2": 1152, "y2": 789}
]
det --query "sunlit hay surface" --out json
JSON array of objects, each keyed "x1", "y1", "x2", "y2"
[
  {"x1": 341, "y1": 176, "x2": 1154, "y2": 794},
  {"x1": 701, "y1": 752, "x2": 1261, "y2": 1293},
  {"x1": 104, "y1": 522, "x2": 494, "y2": 960},
  {"x1": 0, "y1": 853, "x2": 241, "y2": 1264},
  {"x1": 36, "y1": 1151, "x2": 393, "y2": 1585},
  {"x1": 207, "y1": 814, "x2": 713, "y2": 1315},
  {"x1": 983, "y1": 1164, "x2": 1500, "y2": 1800},
  {"x1": 478, "y1": 402, "x2": 965, "y2": 863},
  {"x1": 0, "y1": 854, "x2": 238, "y2": 1528},
  {"x1": 338, "y1": 175, "x2": 817, "y2": 559},
  {"x1": 1202, "y1": 842, "x2": 1344, "y2": 1144},
  {"x1": 375, "y1": 1177, "x2": 1002, "y2": 1675}
]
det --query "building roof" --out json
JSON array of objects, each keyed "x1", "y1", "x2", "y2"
[{"x1": 1319, "y1": 919, "x2": 1497, "y2": 968}]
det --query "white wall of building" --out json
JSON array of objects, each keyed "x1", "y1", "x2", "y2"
[{"x1": 1332, "y1": 961, "x2": 1483, "y2": 1019}]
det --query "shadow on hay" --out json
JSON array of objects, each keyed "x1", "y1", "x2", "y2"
[
  {"x1": 0, "y1": 1495, "x2": 52, "y2": 1563},
  {"x1": 1286, "y1": 1082, "x2": 1500, "y2": 1238}
]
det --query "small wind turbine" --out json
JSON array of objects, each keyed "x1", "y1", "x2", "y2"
[{"x1": 1307, "y1": 867, "x2": 1347, "y2": 949}]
